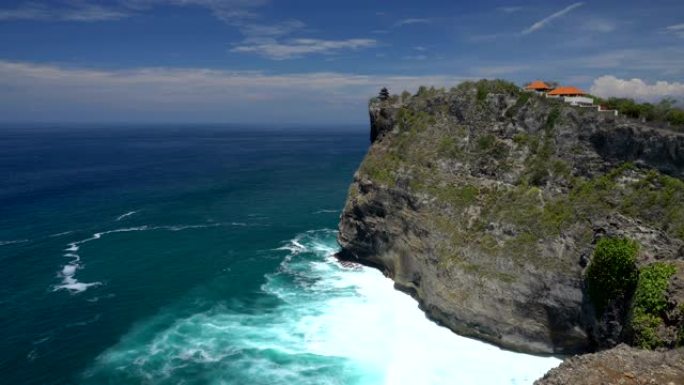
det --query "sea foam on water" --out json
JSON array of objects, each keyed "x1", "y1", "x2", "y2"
[{"x1": 82, "y1": 229, "x2": 560, "y2": 385}]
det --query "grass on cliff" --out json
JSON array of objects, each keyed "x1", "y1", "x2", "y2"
[
  {"x1": 471, "y1": 79, "x2": 521, "y2": 102},
  {"x1": 570, "y1": 164, "x2": 684, "y2": 240}
]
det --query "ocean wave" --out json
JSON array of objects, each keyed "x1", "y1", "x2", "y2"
[
  {"x1": 49, "y1": 231, "x2": 75, "y2": 238},
  {"x1": 80, "y1": 229, "x2": 560, "y2": 385},
  {"x1": 115, "y1": 211, "x2": 138, "y2": 221},
  {"x1": 312, "y1": 209, "x2": 340, "y2": 214},
  {"x1": 52, "y1": 223, "x2": 225, "y2": 295},
  {"x1": 0, "y1": 239, "x2": 29, "y2": 246}
]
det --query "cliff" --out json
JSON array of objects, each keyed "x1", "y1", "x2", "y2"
[{"x1": 337, "y1": 80, "x2": 684, "y2": 356}]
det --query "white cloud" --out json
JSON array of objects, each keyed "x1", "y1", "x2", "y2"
[
  {"x1": 237, "y1": 19, "x2": 305, "y2": 37},
  {"x1": 474, "y1": 65, "x2": 530, "y2": 77},
  {"x1": 394, "y1": 18, "x2": 431, "y2": 27},
  {"x1": 403, "y1": 55, "x2": 428, "y2": 61},
  {"x1": 126, "y1": 0, "x2": 268, "y2": 23},
  {"x1": 0, "y1": 1, "x2": 374, "y2": 60},
  {"x1": 573, "y1": 48, "x2": 684, "y2": 74},
  {"x1": 0, "y1": 0, "x2": 268, "y2": 23},
  {"x1": 231, "y1": 38, "x2": 377, "y2": 60},
  {"x1": 521, "y1": 2, "x2": 584, "y2": 35},
  {"x1": 0, "y1": 3, "x2": 129, "y2": 22},
  {"x1": 581, "y1": 18, "x2": 616, "y2": 33},
  {"x1": 590, "y1": 75, "x2": 684, "y2": 102},
  {"x1": 666, "y1": 23, "x2": 684, "y2": 38},
  {"x1": 497, "y1": 6, "x2": 523, "y2": 14},
  {"x1": 0, "y1": 60, "x2": 466, "y2": 122}
]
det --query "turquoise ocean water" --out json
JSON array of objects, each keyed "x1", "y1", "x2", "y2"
[{"x1": 0, "y1": 125, "x2": 559, "y2": 385}]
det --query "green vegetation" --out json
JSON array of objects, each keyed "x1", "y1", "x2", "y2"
[
  {"x1": 437, "y1": 136, "x2": 461, "y2": 158},
  {"x1": 545, "y1": 107, "x2": 561, "y2": 131},
  {"x1": 595, "y1": 97, "x2": 684, "y2": 130},
  {"x1": 630, "y1": 262, "x2": 677, "y2": 349},
  {"x1": 505, "y1": 92, "x2": 531, "y2": 118},
  {"x1": 427, "y1": 184, "x2": 479, "y2": 208},
  {"x1": 396, "y1": 107, "x2": 436, "y2": 132},
  {"x1": 401, "y1": 90, "x2": 411, "y2": 102},
  {"x1": 359, "y1": 151, "x2": 397, "y2": 186},
  {"x1": 477, "y1": 134, "x2": 496, "y2": 151},
  {"x1": 523, "y1": 131, "x2": 558, "y2": 186},
  {"x1": 621, "y1": 170, "x2": 684, "y2": 239},
  {"x1": 633, "y1": 263, "x2": 676, "y2": 315},
  {"x1": 476, "y1": 83, "x2": 488, "y2": 103},
  {"x1": 473, "y1": 79, "x2": 520, "y2": 102},
  {"x1": 513, "y1": 132, "x2": 530, "y2": 145},
  {"x1": 586, "y1": 237, "x2": 639, "y2": 314},
  {"x1": 562, "y1": 163, "x2": 684, "y2": 241},
  {"x1": 361, "y1": 82, "x2": 683, "y2": 294}
]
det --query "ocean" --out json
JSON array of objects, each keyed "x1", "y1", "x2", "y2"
[{"x1": 0, "y1": 125, "x2": 560, "y2": 385}]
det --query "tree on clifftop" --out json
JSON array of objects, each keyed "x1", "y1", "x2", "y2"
[{"x1": 378, "y1": 87, "x2": 390, "y2": 101}]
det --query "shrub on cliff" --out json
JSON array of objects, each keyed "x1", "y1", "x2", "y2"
[
  {"x1": 629, "y1": 262, "x2": 677, "y2": 349},
  {"x1": 596, "y1": 97, "x2": 684, "y2": 129},
  {"x1": 586, "y1": 237, "x2": 639, "y2": 314}
]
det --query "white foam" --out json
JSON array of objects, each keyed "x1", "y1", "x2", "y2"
[
  {"x1": 82, "y1": 229, "x2": 560, "y2": 384},
  {"x1": 53, "y1": 223, "x2": 222, "y2": 294},
  {"x1": 115, "y1": 211, "x2": 138, "y2": 221},
  {"x1": 313, "y1": 209, "x2": 340, "y2": 214},
  {"x1": 0, "y1": 239, "x2": 29, "y2": 246},
  {"x1": 49, "y1": 231, "x2": 75, "y2": 238},
  {"x1": 61, "y1": 264, "x2": 78, "y2": 276},
  {"x1": 54, "y1": 276, "x2": 102, "y2": 293}
]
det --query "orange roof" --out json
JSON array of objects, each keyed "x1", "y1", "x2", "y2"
[
  {"x1": 547, "y1": 86, "x2": 586, "y2": 96},
  {"x1": 525, "y1": 80, "x2": 551, "y2": 90}
]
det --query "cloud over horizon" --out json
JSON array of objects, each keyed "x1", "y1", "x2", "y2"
[
  {"x1": 590, "y1": 75, "x2": 684, "y2": 102},
  {"x1": 0, "y1": 60, "x2": 466, "y2": 123}
]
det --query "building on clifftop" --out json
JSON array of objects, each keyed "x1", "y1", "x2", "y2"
[
  {"x1": 524, "y1": 80, "x2": 552, "y2": 94},
  {"x1": 547, "y1": 86, "x2": 594, "y2": 106}
]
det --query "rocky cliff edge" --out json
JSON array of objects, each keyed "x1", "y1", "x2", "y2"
[{"x1": 337, "y1": 81, "x2": 684, "y2": 357}]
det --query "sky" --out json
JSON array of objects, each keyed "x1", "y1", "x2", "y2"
[{"x1": 0, "y1": 0, "x2": 683, "y2": 124}]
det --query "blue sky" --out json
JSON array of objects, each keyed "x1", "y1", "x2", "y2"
[{"x1": 0, "y1": 0, "x2": 683, "y2": 124}]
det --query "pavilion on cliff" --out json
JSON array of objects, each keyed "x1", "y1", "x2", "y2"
[{"x1": 524, "y1": 80, "x2": 552, "y2": 93}]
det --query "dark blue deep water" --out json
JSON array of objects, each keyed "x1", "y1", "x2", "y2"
[
  {"x1": 0, "y1": 126, "x2": 367, "y2": 384},
  {"x1": 0, "y1": 125, "x2": 560, "y2": 385}
]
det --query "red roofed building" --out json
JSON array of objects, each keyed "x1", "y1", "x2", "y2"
[
  {"x1": 547, "y1": 86, "x2": 586, "y2": 97},
  {"x1": 525, "y1": 80, "x2": 552, "y2": 93},
  {"x1": 546, "y1": 85, "x2": 594, "y2": 106}
]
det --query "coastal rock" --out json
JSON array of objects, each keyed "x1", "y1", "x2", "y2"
[
  {"x1": 337, "y1": 81, "x2": 684, "y2": 355},
  {"x1": 535, "y1": 344, "x2": 684, "y2": 385}
]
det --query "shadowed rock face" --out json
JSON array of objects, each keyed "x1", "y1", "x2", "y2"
[{"x1": 337, "y1": 82, "x2": 684, "y2": 355}]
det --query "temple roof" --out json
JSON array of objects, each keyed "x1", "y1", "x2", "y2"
[
  {"x1": 547, "y1": 86, "x2": 586, "y2": 96},
  {"x1": 525, "y1": 80, "x2": 551, "y2": 90}
]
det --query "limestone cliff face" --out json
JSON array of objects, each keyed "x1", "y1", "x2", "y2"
[{"x1": 337, "y1": 81, "x2": 684, "y2": 355}]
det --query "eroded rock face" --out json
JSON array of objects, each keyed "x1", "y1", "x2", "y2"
[{"x1": 337, "y1": 82, "x2": 684, "y2": 355}]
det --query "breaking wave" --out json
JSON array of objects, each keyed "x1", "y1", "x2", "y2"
[
  {"x1": 53, "y1": 223, "x2": 225, "y2": 294},
  {"x1": 80, "y1": 229, "x2": 560, "y2": 384}
]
